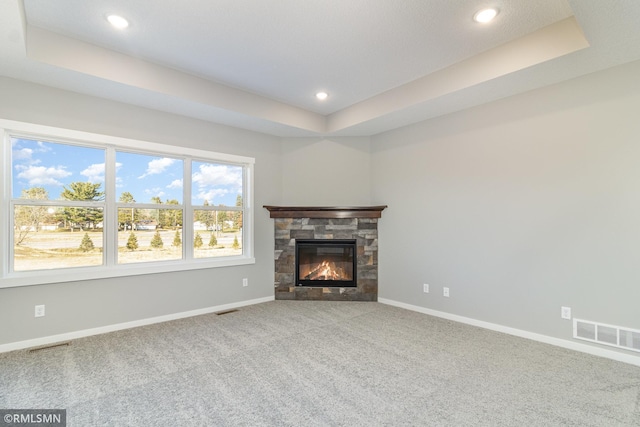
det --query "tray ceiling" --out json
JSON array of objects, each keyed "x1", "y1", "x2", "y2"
[{"x1": 1, "y1": 0, "x2": 640, "y2": 136}]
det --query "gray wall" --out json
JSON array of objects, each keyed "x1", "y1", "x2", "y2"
[
  {"x1": 371, "y1": 60, "x2": 640, "y2": 353},
  {"x1": 0, "y1": 77, "x2": 281, "y2": 345},
  {"x1": 280, "y1": 137, "x2": 372, "y2": 206}
]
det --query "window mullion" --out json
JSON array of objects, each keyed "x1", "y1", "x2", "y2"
[
  {"x1": 104, "y1": 146, "x2": 116, "y2": 266},
  {"x1": 2, "y1": 130, "x2": 11, "y2": 276},
  {"x1": 184, "y1": 157, "x2": 193, "y2": 260},
  {"x1": 244, "y1": 163, "x2": 253, "y2": 258}
]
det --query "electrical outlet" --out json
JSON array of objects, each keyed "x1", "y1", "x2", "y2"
[
  {"x1": 35, "y1": 305, "x2": 45, "y2": 318},
  {"x1": 443, "y1": 287, "x2": 450, "y2": 297},
  {"x1": 423, "y1": 284, "x2": 429, "y2": 293},
  {"x1": 242, "y1": 278, "x2": 248, "y2": 287},
  {"x1": 561, "y1": 306, "x2": 571, "y2": 320}
]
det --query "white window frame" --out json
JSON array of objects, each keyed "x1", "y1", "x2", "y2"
[{"x1": 1, "y1": 119, "x2": 255, "y2": 288}]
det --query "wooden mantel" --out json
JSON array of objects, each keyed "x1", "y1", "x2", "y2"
[{"x1": 263, "y1": 205, "x2": 387, "y2": 219}]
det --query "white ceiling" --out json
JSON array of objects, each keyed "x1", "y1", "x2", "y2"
[{"x1": 1, "y1": 0, "x2": 640, "y2": 137}]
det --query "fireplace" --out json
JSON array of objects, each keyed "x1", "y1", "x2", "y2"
[
  {"x1": 296, "y1": 239, "x2": 357, "y2": 287},
  {"x1": 264, "y1": 206, "x2": 386, "y2": 301}
]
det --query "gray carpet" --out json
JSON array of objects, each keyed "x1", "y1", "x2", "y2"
[{"x1": 1, "y1": 301, "x2": 639, "y2": 426}]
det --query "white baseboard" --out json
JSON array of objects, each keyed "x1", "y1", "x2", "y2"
[
  {"x1": 378, "y1": 298, "x2": 640, "y2": 368},
  {"x1": 0, "y1": 296, "x2": 274, "y2": 354}
]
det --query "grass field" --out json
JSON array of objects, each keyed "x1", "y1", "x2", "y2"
[{"x1": 13, "y1": 229, "x2": 241, "y2": 271}]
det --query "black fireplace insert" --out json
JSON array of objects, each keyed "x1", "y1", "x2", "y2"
[{"x1": 295, "y1": 239, "x2": 357, "y2": 287}]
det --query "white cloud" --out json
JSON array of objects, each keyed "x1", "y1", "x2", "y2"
[
  {"x1": 145, "y1": 187, "x2": 166, "y2": 200},
  {"x1": 114, "y1": 164, "x2": 124, "y2": 187},
  {"x1": 12, "y1": 148, "x2": 34, "y2": 161},
  {"x1": 81, "y1": 163, "x2": 105, "y2": 183},
  {"x1": 139, "y1": 158, "x2": 176, "y2": 178},
  {"x1": 167, "y1": 179, "x2": 183, "y2": 189},
  {"x1": 16, "y1": 165, "x2": 71, "y2": 187},
  {"x1": 197, "y1": 188, "x2": 229, "y2": 203},
  {"x1": 36, "y1": 141, "x2": 52, "y2": 151},
  {"x1": 193, "y1": 164, "x2": 242, "y2": 187}
]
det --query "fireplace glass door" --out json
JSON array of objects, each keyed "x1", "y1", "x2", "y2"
[{"x1": 295, "y1": 239, "x2": 357, "y2": 287}]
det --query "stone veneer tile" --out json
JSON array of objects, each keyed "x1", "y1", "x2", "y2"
[
  {"x1": 291, "y1": 230, "x2": 314, "y2": 239},
  {"x1": 272, "y1": 217, "x2": 379, "y2": 302}
]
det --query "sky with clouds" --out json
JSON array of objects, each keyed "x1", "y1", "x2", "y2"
[{"x1": 11, "y1": 138, "x2": 242, "y2": 206}]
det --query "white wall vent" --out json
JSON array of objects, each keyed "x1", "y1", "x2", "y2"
[{"x1": 574, "y1": 318, "x2": 640, "y2": 353}]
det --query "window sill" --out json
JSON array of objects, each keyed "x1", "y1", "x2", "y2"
[{"x1": 0, "y1": 256, "x2": 256, "y2": 288}]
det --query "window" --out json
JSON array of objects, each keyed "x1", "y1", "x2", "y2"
[
  {"x1": 115, "y1": 151, "x2": 184, "y2": 265},
  {"x1": 12, "y1": 140, "x2": 106, "y2": 272},
  {"x1": 191, "y1": 161, "x2": 244, "y2": 259},
  {"x1": 1, "y1": 119, "x2": 254, "y2": 288}
]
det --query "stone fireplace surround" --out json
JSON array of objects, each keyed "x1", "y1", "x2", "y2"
[{"x1": 264, "y1": 206, "x2": 386, "y2": 301}]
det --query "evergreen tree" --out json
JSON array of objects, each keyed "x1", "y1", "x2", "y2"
[
  {"x1": 126, "y1": 232, "x2": 138, "y2": 251},
  {"x1": 194, "y1": 232, "x2": 203, "y2": 248},
  {"x1": 172, "y1": 230, "x2": 182, "y2": 247},
  {"x1": 79, "y1": 233, "x2": 95, "y2": 252},
  {"x1": 118, "y1": 192, "x2": 137, "y2": 230},
  {"x1": 150, "y1": 231, "x2": 164, "y2": 248},
  {"x1": 150, "y1": 197, "x2": 165, "y2": 228},
  {"x1": 165, "y1": 199, "x2": 182, "y2": 229},
  {"x1": 217, "y1": 209, "x2": 228, "y2": 231},
  {"x1": 234, "y1": 195, "x2": 243, "y2": 230},
  {"x1": 198, "y1": 200, "x2": 216, "y2": 230},
  {"x1": 208, "y1": 232, "x2": 217, "y2": 247},
  {"x1": 60, "y1": 182, "x2": 104, "y2": 230},
  {"x1": 232, "y1": 235, "x2": 240, "y2": 250}
]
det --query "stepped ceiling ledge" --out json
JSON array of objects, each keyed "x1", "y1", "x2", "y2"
[{"x1": 1, "y1": 1, "x2": 640, "y2": 137}]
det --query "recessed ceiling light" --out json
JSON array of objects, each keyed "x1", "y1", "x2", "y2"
[
  {"x1": 316, "y1": 92, "x2": 328, "y2": 100},
  {"x1": 473, "y1": 8, "x2": 499, "y2": 23},
  {"x1": 107, "y1": 14, "x2": 129, "y2": 29}
]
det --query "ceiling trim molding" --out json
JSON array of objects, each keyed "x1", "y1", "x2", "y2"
[
  {"x1": 326, "y1": 17, "x2": 589, "y2": 133},
  {"x1": 25, "y1": 25, "x2": 327, "y2": 134},
  {"x1": 23, "y1": 17, "x2": 589, "y2": 138}
]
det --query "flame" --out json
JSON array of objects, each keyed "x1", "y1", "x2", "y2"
[
  {"x1": 303, "y1": 260, "x2": 347, "y2": 280},
  {"x1": 319, "y1": 261, "x2": 340, "y2": 280}
]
